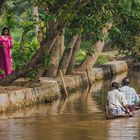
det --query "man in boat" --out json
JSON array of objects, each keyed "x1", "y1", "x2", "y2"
[
  {"x1": 107, "y1": 82, "x2": 130, "y2": 115},
  {"x1": 119, "y1": 77, "x2": 140, "y2": 111}
]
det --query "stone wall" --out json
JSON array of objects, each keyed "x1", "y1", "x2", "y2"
[
  {"x1": 0, "y1": 60, "x2": 128, "y2": 112},
  {"x1": 0, "y1": 78, "x2": 60, "y2": 112},
  {"x1": 57, "y1": 60, "x2": 128, "y2": 93}
]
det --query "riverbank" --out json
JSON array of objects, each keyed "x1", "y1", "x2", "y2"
[{"x1": 0, "y1": 60, "x2": 128, "y2": 113}]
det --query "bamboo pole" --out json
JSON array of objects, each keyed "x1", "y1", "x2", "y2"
[
  {"x1": 59, "y1": 70, "x2": 68, "y2": 97},
  {"x1": 86, "y1": 68, "x2": 92, "y2": 87}
]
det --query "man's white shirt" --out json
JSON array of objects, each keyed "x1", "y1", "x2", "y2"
[{"x1": 107, "y1": 89, "x2": 127, "y2": 109}]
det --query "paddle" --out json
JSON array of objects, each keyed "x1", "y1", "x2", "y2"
[
  {"x1": 125, "y1": 108, "x2": 134, "y2": 117},
  {"x1": 127, "y1": 111, "x2": 133, "y2": 117}
]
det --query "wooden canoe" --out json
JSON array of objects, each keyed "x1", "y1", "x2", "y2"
[{"x1": 105, "y1": 106, "x2": 137, "y2": 119}]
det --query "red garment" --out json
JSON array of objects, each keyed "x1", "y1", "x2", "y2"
[{"x1": 0, "y1": 35, "x2": 13, "y2": 78}]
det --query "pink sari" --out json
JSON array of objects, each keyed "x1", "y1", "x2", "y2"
[{"x1": 0, "y1": 35, "x2": 13, "y2": 78}]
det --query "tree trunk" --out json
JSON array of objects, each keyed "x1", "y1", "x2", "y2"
[
  {"x1": 60, "y1": 30, "x2": 65, "y2": 58},
  {"x1": 19, "y1": 30, "x2": 28, "y2": 50},
  {"x1": 33, "y1": 65, "x2": 45, "y2": 82},
  {"x1": 32, "y1": 5, "x2": 39, "y2": 38},
  {"x1": 58, "y1": 35, "x2": 79, "y2": 75},
  {"x1": 66, "y1": 34, "x2": 81, "y2": 74},
  {"x1": 78, "y1": 41, "x2": 105, "y2": 70},
  {"x1": 45, "y1": 37, "x2": 61, "y2": 77},
  {"x1": 77, "y1": 23, "x2": 112, "y2": 71}
]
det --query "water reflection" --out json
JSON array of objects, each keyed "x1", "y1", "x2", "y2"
[
  {"x1": 107, "y1": 117, "x2": 140, "y2": 140},
  {"x1": 0, "y1": 71, "x2": 140, "y2": 140}
]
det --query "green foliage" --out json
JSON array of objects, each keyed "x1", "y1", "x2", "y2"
[
  {"x1": 26, "y1": 69, "x2": 38, "y2": 81},
  {"x1": 12, "y1": 38, "x2": 38, "y2": 70},
  {"x1": 19, "y1": 21, "x2": 34, "y2": 32},
  {"x1": 96, "y1": 55, "x2": 108, "y2": 65},
  {"x1": 108, "y1": 0, "x2": 140, "y2": 61},
  {"x1": 64, "y1": 0, "x2": 140, "y2": 62},
  {"x1": 0, "y1": 0, "x2": 36, "y2": 36},
  {"x1": 41, "y1": 53, "x2": 51, "y2": 70},
  {"x1": 11, "y1": 28, "x2": 23, "y2": 41},
  {"x1": 67, "y1": 0, "x2": 113, "y2": 43},
  {"x1": 25, "y1": 53, "x2": 51, "y2": 81},
  {"x1": 80, "y1": 41, "x2": 92, "y2": 50},
  {"x1": 75, "y1": 41, "x2": 93, "y2": 63},
  {"x1": 76, "y1": 50, "x2": 86, "y2": 63}
]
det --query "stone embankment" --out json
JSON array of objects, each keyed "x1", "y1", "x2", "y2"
[{"x1": 0, "y1": 61, "x2": 128, "y2": 112}]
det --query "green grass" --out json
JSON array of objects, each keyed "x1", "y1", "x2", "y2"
[
  {"x1": 96, "y1": 55, "x2": 108, "y2": 65},
  {"x1": 76, "y1": 50, "x2": 86, "y2": 63},
  {"x1": 80, "y1": 41, "x2": 92, "y2": 50},
  {"x1": 75, "y1": 41, "x2": 92, "y2": 63}
]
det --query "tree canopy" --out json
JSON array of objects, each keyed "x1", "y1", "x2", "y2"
[{"x1": 0, "y1": 0, "x2": 140, "y2": 85}]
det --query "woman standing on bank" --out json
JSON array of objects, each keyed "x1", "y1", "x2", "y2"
[{"x1": 0, "y1": 27, "x2": 13, "y2": 78}]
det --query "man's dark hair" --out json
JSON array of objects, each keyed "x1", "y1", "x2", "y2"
[
  {"x1": 122, "y1": 77, "x2": 130, "y2": 86},
  {"x1": 112, "y1": 82, "x2": 119, "y2": 89}
]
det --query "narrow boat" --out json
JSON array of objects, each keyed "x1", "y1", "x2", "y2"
[{"x1": 105, "y1": 106, "x2": 140, "y2": 119}]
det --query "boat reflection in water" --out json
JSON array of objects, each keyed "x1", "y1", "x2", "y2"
[{"x1": 107, "y1": 115, "x2": 140, "y2": 140}]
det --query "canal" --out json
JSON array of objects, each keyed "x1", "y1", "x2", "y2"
[{"x1": 0, "y1": 69, "x2": 140, "y2": 140}]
